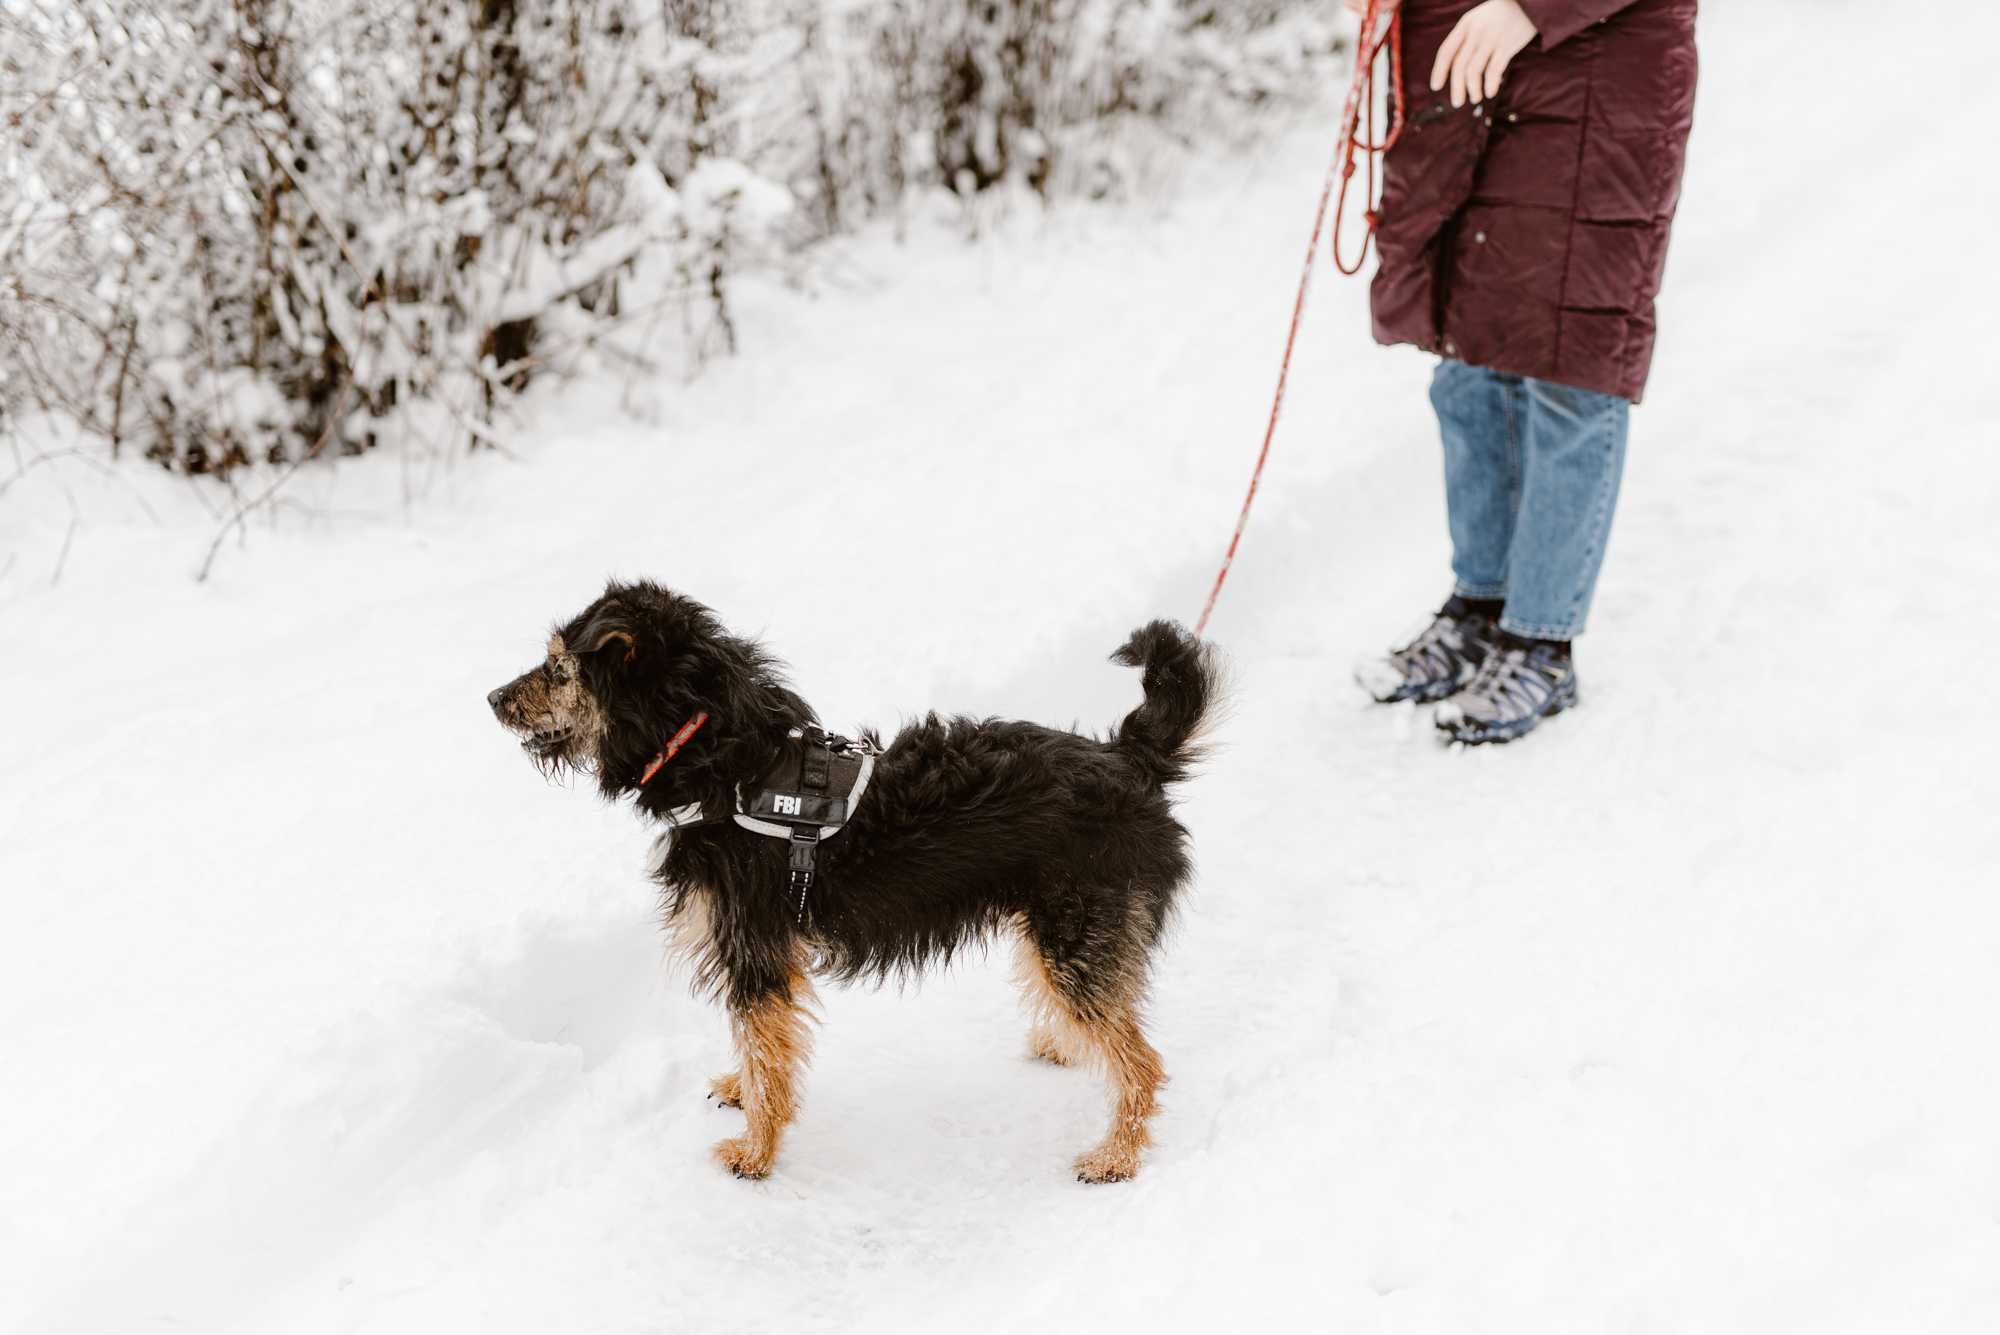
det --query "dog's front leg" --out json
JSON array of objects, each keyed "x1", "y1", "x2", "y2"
[{"x1": 713, "y1": 978, "x2": 815, "y2": 1179}]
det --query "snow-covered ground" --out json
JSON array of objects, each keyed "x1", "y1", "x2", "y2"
[{"x1": 5, "y1": 5, "x2": 1998, "y2": 1331}]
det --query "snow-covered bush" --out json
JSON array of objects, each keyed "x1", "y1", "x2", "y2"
[
  {"x1": 777, "y1": 1, "x2": 1340, "y2": 231},
  {"x1": 0, "y1": 0, "x2": 1332, "y2": 478},
  {"x1": 0, "y1": 0, "x2": 783, "y2": 472}
]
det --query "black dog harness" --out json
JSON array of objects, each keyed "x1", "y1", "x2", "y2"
[
  {"x1": 657, "y1": 723, "x2": 878, "y2": 922},
  {"x1": 736, "y1": 725, "x2": 878, "y2": 921}
]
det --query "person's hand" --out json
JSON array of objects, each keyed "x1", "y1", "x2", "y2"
[{"x1": 1430, "y1": 0, "x2": 1539, "y2": 107}]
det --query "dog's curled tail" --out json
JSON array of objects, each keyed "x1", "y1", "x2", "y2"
[{"x1": 1111, "y1": 620, "x2": 1220, "y2": 787}]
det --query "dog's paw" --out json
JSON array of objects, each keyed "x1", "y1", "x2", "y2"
[
  {"x1": 1073, "y1": 1146, "x2": 1139, "y2": 1184},
  {"x1": 713, "y1": 1136, "x2": 773, "y2": 1180},
  {"x1": 707, "y1": 1071, "x2": 743, "y2": 1108},
  {"x1": 1028, "y1": 1022, "x2": 1076, "y2": 1067},
  {"x1": 1029, "y1": 1037, "x2": 1074, "y2": 1067}
]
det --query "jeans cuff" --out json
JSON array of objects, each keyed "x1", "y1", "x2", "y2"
[
  {"x1": 1500, "y1": 614, "x2": 1584, "y2": 641},
  {"x1": 1453, "y1": 580, "x2": 1508, "y2": 600}
]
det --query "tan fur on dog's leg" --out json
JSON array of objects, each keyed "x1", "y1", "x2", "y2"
[
  {"x1": 1070, "y1": 999, "x2": 1165, "y2": 1184},
  {"x1": 713, "y1": 972, "x2": 816, "y2": 1179},
  {"x1": 1028, "y1": 1023, "x2": 1074, "y2": 1067},
  {"x1": 708, "y1": 1070, "x2": 743, "y2": 1107},
  {"x1": 1013, "y1": 919, "x2": 1079, "y2": 1067}
]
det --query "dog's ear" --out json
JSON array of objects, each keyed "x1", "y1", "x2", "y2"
[{"x1": 574, "y1": 604, "x2": 637, "y2": 662}]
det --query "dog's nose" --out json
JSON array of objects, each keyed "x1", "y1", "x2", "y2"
[{"x1": 487, "y1": 686, "x2": 508, "y2": 716}]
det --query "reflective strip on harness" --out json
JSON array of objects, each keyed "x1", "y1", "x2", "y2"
[{"x1": 661, "y1": 801, "x2": 707, "y2": 828}]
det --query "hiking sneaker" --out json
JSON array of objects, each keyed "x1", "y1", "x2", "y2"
[
  {"x1": 1433, "y1": 638, "x2": 1578, "y2": 745},
  {"x1": 1354, "y1": 598, "x2": 1498, "y2": 704}
]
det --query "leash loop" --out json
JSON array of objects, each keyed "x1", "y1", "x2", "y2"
[{"x1": 1333, "y1": 3, "x2": 1407, "y2": 276}]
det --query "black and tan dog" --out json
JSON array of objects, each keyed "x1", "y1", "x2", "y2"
[{"x1": 488, "y1": 580, "x2": 1217, "y2": 1182}]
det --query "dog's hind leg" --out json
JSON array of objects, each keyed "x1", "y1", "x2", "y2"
[
  {"x1": 713, "y1": 970, "x2": 817, "y2": 1180},
  {"x1": 1068, "y1": 994, "x2": 1165, "y2": 1184},
  {"x1": 707, "y1": 1070, "x2": 743, "y2": 1107},
  {"x1": 1021, "y1": 919, "x2": 1167, "y2": 1183},
  {"x1": 1012, "y1": 919, "x2": 1077, "y2": 1067}
]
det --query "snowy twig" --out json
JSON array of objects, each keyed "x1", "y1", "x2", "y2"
[
  {"x1": 49, "y1": 514, "x2": 77, "y2": 588},
  {"x1": 195, "y1": 376, "x2": 353, "y2": 584},
  {"x1": 0, "y1": 445, "x2": 117, "y2": 498}
]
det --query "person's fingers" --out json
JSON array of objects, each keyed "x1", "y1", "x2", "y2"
[
  {"x1": 1454, "y1": 36, "x2": 1487, "y2": 107},
  {"x1": 1476, "y1": 37, "x2": 1507, "y2": 105},
  {"x1": 1432, "y1": 23, "x2": 1466, "y2": 93}
]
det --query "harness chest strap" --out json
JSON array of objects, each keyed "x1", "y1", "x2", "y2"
[
  {"x1": 787, "y1": 730, "x2": 832, "y2": 921},
  {"x1": 785, "y1": 827, "x2": 821, "y2": 923}
]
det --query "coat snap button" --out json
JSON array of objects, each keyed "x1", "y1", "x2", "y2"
[
  {"x1": 1475, "y1": 231, "x2": 1487, "y2": 243},
  {"x1": 1443, "y1": 339, "x2": 1457, "y2": 355}
]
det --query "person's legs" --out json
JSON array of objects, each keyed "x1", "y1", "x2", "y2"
[
  {"x1": 1496, "y1": 376, "x2": 1631, "y2": 642},
  {"x1": 1370, "y1": 363, "x2": 1627, "y2": 731},
  {"x1": 1430, "y1": 358, "x2": 1525, "y2": 608},
  {"x1": 1433, "y1": 374, "x2": 1629, "y2": 744}
]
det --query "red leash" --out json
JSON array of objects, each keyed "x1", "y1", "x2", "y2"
[
  {"x1": 1333, "y1": 5, "x2": 1408, "y2": 276},
  {"x1": 1192, "y1": 3, "x2": 1406, "y2": 638}
]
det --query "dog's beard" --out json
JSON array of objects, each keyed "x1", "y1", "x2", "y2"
[
  {"x1": 494, "y1": 672, "x2": 607, "y2": 782},
  {"x1": 516, "y1": 722, "x2": 597, "y2": 781}
]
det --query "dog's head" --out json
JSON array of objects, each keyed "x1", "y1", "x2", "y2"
[
  {"x1": 486, "y1": 616, "x2": 624, "y2": 779},
  {"x1": 488, "y1": 580, "x2": 809, "y2": 799}
]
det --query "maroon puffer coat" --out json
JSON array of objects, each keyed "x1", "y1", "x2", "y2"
[{"x1": 1370, "y1": 0, "x2": 1699, "y2": 402}]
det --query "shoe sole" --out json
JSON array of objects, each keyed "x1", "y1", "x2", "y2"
[
  {"x1": 1367, "y1": 679, "x2": 1462, "y2": 706},
  {"x1": 1435, "y1": 677, "x2": 1580, "y2": 746},
  {"x1": 1358, "y1": 661, "x2": 1483, "y2": 706}
]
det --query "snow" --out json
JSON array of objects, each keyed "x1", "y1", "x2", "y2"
[{"x1": 5, "y1": 5, "x2": 1999, "y2": 1331}]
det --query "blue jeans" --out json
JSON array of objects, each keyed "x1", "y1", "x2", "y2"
[{"x1": 1430, "y1": 360, "x2": 1630, "y2": 640}]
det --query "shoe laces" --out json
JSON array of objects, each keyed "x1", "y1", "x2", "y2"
[
  {"x1": 1394, "y1": 610, "x2": 1485, "y2": 678},
  {"x1": 1458, "y1": 642, "x2": 1559, "y2": 721}
]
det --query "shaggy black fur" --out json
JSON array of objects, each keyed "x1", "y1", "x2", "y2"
[
  {"x1": 489, "y1": 580, "x2": 1218, "y2": 1179},
  {"x1": 491, "y1": 580, "x2": 1216, "y2": 1013}
]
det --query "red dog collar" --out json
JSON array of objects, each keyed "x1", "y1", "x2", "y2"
[{"x1": 640, "y1": 712, "x2": 709, "y2": 784}]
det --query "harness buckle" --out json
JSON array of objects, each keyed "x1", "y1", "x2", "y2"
[
  {"x1": 787, "y1": 826, "x2": 820, "y2": 873},
  {"x1": 787, "y1": 826, "x2": 821, "y2": 923}
]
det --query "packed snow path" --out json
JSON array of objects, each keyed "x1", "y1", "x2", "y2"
[{"x1": 5, "y1": 7, "x2": 1997, "y2": 1331}]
